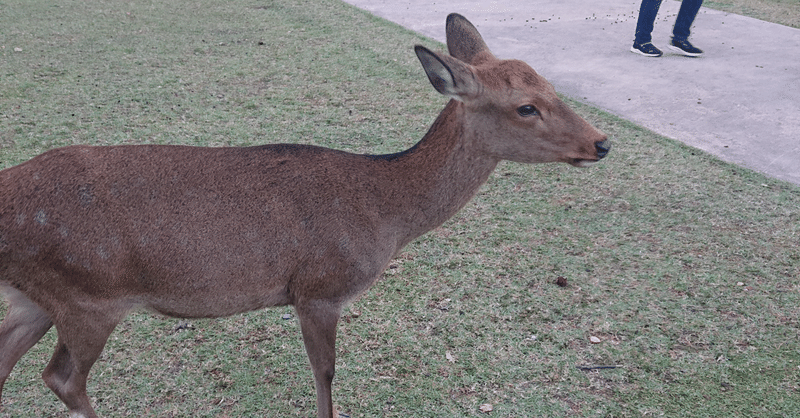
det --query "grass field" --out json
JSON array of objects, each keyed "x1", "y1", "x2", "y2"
[
  {"x1": 706, "y1": 0, "x2": 800, "y2": 27},
  {"x1": 1, "y1": 0, "x2": 799, "y2": 417}
]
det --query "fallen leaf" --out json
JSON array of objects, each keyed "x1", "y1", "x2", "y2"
[
  {"x1": 479, "y1": 403, "x2": 493, "y2": 413},
  {"x1": 14, "y1": 47, "x2": 22, "y2": 52},
  {"x1": 590, "y1": 336, "x2": 602, "y2": 344},
  {"x1": 446, "y1": 351, "x2": 455, "y2": 363}
]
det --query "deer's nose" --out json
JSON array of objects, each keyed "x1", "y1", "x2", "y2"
[{"x1": 595, "y1": 139, "x2": 611, "y2": 159}]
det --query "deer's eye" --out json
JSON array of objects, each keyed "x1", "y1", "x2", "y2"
[{"x1": 517, "y1": 105, "x2": 539, "y2": 117}]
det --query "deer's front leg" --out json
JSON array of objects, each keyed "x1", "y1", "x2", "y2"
[{"x1": 295, "y1": 299, "x2": 342, "y2": 418}]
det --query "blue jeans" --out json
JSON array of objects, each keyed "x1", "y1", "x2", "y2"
[{"x1": 634, "y1": 0, "x2": 704, "y2": 44}]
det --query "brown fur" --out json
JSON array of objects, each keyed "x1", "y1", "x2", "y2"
[{"x1": 0, "y1": 14, "x2": 609, "y2": 418}]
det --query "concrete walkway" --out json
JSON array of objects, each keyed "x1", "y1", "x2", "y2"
[{"x1": 344, "y1": 0, "x2": 800, "y2": 186}]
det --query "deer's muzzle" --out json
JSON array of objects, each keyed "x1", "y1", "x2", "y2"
[{"x1": 595, "y1": 139, "x2": 611, "y2": 159}]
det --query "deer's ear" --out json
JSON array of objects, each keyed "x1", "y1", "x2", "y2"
[
  {"x1": 445, "y1": 13, "x2": 495, "y2": 65},
  {"x1": 414, "y1": 45, "x2": 479, "y2": 101}
]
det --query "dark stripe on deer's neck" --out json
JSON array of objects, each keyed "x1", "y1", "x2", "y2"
[{"x1": 379, "y1": 100, "x2": 499, "y2": 248}]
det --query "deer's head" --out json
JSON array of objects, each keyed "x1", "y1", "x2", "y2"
[{"x1": 415, "y1": 14, "x2": 610, "y2": 167}]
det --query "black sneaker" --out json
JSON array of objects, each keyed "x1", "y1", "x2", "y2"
[
  {"x1": 630, "y1": 42, "x2": 663, "y2": 57},
  {"x1": 669, "y1": 38, "x2": 703, "y2": 57}
]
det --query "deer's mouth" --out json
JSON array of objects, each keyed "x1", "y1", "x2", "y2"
[
  {"x1": 570, "y1": 158, "x2": 599, "y2": 168},
  {"x1": 570, "y1": 139, "x2": 611, "y2": 167}
]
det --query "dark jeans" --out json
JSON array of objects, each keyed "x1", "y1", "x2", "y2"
[{"x1": 634, "y1": 0, "x2": 704, "y2": 44}]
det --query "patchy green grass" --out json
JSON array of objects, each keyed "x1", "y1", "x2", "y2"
[
  {"x1": 1, "y1": 0, "x2": 799, "y2": 417},
  {"x1": 705, "y1": 0, "x2": 800, "y2": 28}
]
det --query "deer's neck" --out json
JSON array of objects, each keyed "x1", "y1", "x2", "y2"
[{"x1": 381, "y1": 100, "x2": 499, "y2": 247}]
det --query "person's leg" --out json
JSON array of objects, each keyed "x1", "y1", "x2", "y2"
[
  {"x1": 673, "y1": 0, "x2": 704, "y2": 41},
  {"x1": 634, "y1": 0, "x2": 664, "y2": 45}
]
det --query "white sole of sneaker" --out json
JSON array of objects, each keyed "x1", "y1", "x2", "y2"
[
  {"x1": 630, "y1": 46, "x2": 662, "y2": 57},
  {"x1": 668, "y1": 44, "x2": 703, "y2": 57}
]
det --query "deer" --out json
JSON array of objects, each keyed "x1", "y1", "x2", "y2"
[{"x1": 0, "y1": 13, "x2": 609, "y2": 418}]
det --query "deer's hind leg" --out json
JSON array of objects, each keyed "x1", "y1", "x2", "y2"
[
  {"x1": 0, "y1": 286, "x2": 54, "y2": 404},
  {"x1": 41, "y1": 300, "x2": 127, "y2": 418}
]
